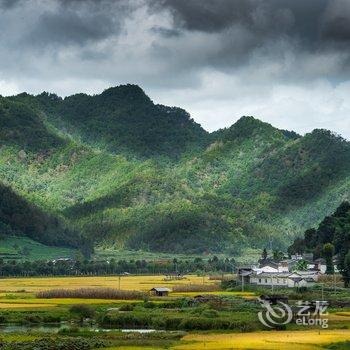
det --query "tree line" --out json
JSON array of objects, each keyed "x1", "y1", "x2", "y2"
[
  {"x1": 0, "y1": 256, "x2": 235, "y2": 277},
  {"x1": 288, "y1": 201, "x2": 350, "y2": 286}
]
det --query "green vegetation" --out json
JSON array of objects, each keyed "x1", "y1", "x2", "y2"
[
  {"x1": 289, "y1": 201, "x2": 350, "y2": 284},
  {"x1": 0, "y1": 185, "x2": 80, "y2": 248},
  {"x1": 0, "y1": 236, "x2": 75, "y2": 261},
  {"x1": 1, "y1": 84, "x2": 350, "y2": 255}
]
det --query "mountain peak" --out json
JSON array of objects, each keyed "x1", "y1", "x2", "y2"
[
  {"x1": 212, "y1": 116, "x2": 280, "y2": 141},
  {"x1": 100, "y1": 84, "x2": 152, "y2": 105}
]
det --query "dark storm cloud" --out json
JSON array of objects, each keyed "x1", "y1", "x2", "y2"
[
  {"x1": 150, "y1": 26, "x2": 181, "y2": 38},
  {"x1": 25, "y1": 9, "x2": 117, "y2": 47},
  {"x1": 0, "y1": 0, "x2": 348, "y2": 85},
  {"x1": 1, "y1": 0, "x2": 133, "y2": 50},
  {"x1": 152, "y1": 0, "x2": 350, "y2": 52},
  {"x1": 0, "y1": 0, "x2": 21, "y2": 9},
  {"x1": 148, "y1": 0, "x2": 350, "y2": 80},
  {"x1": 153, "y1": 0, "x2": 327, "y2": 35},
  {"x1": 153, "y1": 0, "x2": 341, "y2": 46},
  {"x1": 22, "y1": 0, "x2": 132, "y2": 48}
]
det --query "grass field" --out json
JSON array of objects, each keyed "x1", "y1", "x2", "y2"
[
  {"x1": 0, "y1": 236, "x2": 75, "y2": 261},
  {"x1": 94, "y1": 247, "x2": 261, "y2": 265}
]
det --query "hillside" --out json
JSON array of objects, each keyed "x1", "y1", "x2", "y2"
[
  {"x1": 0, "y1": 182, "x2": 79, "y2": 248},
  {"x1": 1, "y1": 85, "x2": 350, "y2": 254},
  {"x1": 0, "y1": 96, "x2": 63, "y2": 151},
  {"x1": 11, "y1": 85, "x2": 208, "y2": 158}
]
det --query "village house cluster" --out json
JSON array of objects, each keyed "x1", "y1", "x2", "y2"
[{"x1": 238, "y1": 253, "x2": 333, "y2": 289}]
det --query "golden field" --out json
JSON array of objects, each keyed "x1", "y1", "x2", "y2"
[
  {"x1": 1, "y1": 274, "x2": 350, "y2": 350},
  {"x1": 0, "y1": 274, "x2": 222, "y2": 308},
  {"x1": 100, "y1": 330, "x2": 350, "y2": 350},
  {"x1": 0, "y1": 274, "x2": 215, "y2": 293},
  {"x1": 174, "y1": 330, "x2": 350, "y2": 350}
]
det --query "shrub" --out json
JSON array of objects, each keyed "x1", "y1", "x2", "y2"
[
  {"x1": 42, "y1": 314, "x2": 62, "y2": 323},
  {"x1": 163, "y1": 317, "x2": 183, "y2": 330},
  {"x1": 100, "y1": 313, "x2": 150, "y2": 328},
  {"x1": 142, "y1": 301, "x2": 157, "y2": 309},
  {"x1": 69, "y1": 304, "x2": 95, "y2": 324},
  {"x1": 23, "y1": 314, "x2": 42, "y2": 324},
  {"x1": 179, "y1": 317, "x2": 214, "y2": 330},
  {"x1": 119, "y1": 304, "x2": 135, "y2": 311},
  {"x1": 201, "y1": 309, "x2": 219, "y2": 318},
  {"x1": 0, "y1": 337, "x2": 105, "y2": 350}
]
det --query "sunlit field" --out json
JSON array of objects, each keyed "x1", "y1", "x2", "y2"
[
  {"x1": 1, "y1": 275, "x2": 350, "y2": 350},
  {"x1": 0, "y1": 274, "x2": 222, "y2": 309},
  {"x1": 174, "y1": 330, "x2": 350, "y2": 350},
  {"x1": 0, "y1": 274, "x2": 215, "y2": 293},
  {"x1": 0, "y1": 298, "x2": 137, "y2": 308}
]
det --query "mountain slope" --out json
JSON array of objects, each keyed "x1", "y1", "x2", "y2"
[
  {"x1": 0, "y1": 96, "x2": 63, "y2": 151},
  {"x1": 1, "y1": 85, "x2": 350, "y2": 254},
  {"x1": 0, "y1": 183, "x2": 79, "y2": 247},
  {"x1": 17, "y1": 85, "x2": 209, "y2": 158}
]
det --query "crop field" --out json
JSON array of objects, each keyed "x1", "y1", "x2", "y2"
[
  {"x1": 174, "y1": 330, "x2": 350, "y2": 350},
  {"x1": 0, "y1": 298, "x2": 139, "y2": 309},
  {"x1": 0, "y1": 274, "x2": 222, "y2": 309},
  {"x1": 1, "y1": 275, "x2": 350, "y2": 350},
  {"x1": 0, "y1": 274, "x2": 216, "y2": 293}
]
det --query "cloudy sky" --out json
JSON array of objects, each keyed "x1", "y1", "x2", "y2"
[{"x1": 0, "y1": 0, "x2": 350, "y2": 137}]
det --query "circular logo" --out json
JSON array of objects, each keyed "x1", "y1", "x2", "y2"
[{"x1": 258, "y1": 298, "x2": 293, "y2": 328}]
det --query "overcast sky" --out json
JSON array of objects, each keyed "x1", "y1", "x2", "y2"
[{"x1": 0, "y1": 0, "x2": 350, "y2": 137}]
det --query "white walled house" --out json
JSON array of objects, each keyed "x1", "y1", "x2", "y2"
[{"x1": 248, "y1": 272, "x2": 317, "y2": 288}]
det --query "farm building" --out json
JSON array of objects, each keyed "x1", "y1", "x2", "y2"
[{"x1": 150, "y1": 287, "x2": 171, "y2": 297}]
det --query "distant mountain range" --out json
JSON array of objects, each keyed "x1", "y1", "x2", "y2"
[{"x1": 1, "y1": 84, "x2": 349, "y2": 254}]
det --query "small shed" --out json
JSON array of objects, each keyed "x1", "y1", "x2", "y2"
[{"x1": 150, "y1": 287, "x2": 171, "y2": 297}]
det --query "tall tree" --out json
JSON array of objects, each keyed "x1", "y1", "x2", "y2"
[{"x1": 322, "y1": 243, "x2": 335, "y2": 274}]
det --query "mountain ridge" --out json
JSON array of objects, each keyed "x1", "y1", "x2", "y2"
[{"x1": 1, "y1": 84, "x2": 349, "y2": 254}]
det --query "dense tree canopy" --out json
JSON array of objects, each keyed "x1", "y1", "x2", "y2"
[{"x1": 289, "y1": 201, "x2": 350, "y2": 281}]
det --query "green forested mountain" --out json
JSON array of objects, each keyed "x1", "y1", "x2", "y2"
[
  {"x1": 1, "y1": 85, "x2": 350, "y2": 254},
  {"x1": 11, "y1": 85, "x2": 208, "y2": 158}
]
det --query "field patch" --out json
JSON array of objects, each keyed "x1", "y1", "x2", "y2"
[
  {"x1": 0, "y1": 302, "x2": 51, "y2": 309},
  {"x1": 175, "y1": 330, "x2": 350, "y2": 350},
  {"x1": 0, "y1": 275, "x2": 215, "y2": 293}
]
